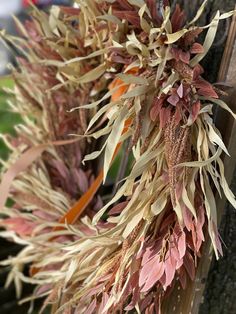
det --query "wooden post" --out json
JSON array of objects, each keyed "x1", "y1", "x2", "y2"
[{"x1": 162, "y1": 9, "x2": 236, "y2": 314}]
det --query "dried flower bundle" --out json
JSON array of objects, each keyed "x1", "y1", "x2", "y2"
[{"x1": 0, "y1": 1, "x2": 236, "y2": 313}]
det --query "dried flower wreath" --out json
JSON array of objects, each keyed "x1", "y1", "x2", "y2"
[{"x1": 0, "y1": 1, "x2": 236, "y2": 313}]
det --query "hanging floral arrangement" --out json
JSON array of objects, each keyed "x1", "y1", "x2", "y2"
[{"x1": 0, "y1": 1, "x2": 235, "y2": 313}]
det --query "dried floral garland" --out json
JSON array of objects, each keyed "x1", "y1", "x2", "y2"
[{"x1": 0, "y1": 1, "x2": 236, "y2": 313}]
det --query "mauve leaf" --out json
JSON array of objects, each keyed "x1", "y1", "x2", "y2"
[
  {"x1": 183, "y1": 251, "x2": 195, "y2": 280},
  {"x1": 35, "y1": 284, "x2": 52, "y2": 297},
  {"x1": 98, "y1": 293, "x2": 109, "y2": 314},
  {"x1": 150, "y1": 104, "x2": 161, "y2": 121},
  {"x1": 159, "y1": 272, "x2": 166, "y2": 288},
  {"x1": 177, "y1": 231, "x2": 186, "y2": 259},
  {"x1": 141, "y1": 260, "x2": 164, "y2": 292},
  {"x1": 191, "y1": 100, "x2": 201, "y2": 123},
  {"x1": 33, "y1": 210, "x2": 56, "y2": 221},
  {"x1": 171, "y1": 47, "x2": 180, "y2": 61},
  {"x1": 183, "y1": 206, "x2": 193, "y2": 231},
  {"x1": 176, "y1": 258, "x2": 184, "y2": 270},
  {"x1": 113, "y1": 10, "x2": 140, "y2": 27},
  {"x1": 140, "y1": 294, "x2": 153, "y2": 312},
  {"x1": 164, "y1": 256, "x2": 176, "y2": 287},
  {"x1": 113, "y1": 0, "x2": 134, "y2": 11},
  {"x1": 160, "y1": 212, "x2": 176, "y2": 232},
  {"x1": 109, "y1": 201, "x2": 129, "y2": 215},
  {"x1": 3, "y1": 217, "x2": 36, "y2": 236},
  {"x1": 198, "y1": 205, "x2": 205, "y2": 228},
  {"x1": 150, "y1": 97, "x2": 164, "y2": 121},
  {"x1": 194, "y1": 77, "x2": 213, "y2": 89},
  {"x1": 141, "y1": 242, "x2": 162, "y2": 266},
  {"x1": 171, "y1": 4, "x2": 185, "y2": 32},
  {"x1": 159, "y1": 107, "x2": 171, "y2": 128},
  {"x1": 147, "y1": 0, "x2": 160, "y2": 24},
  {"x1": 171, "y1": 245, "x2": 180, "y2": 264},
  {"x1": 190, "y1": 43, "x2": 204, "y2": 54},
  {"x1": 75, "y1": 169, "x2": 89, "y2": 194},
  {"x1": 178, "y1": 267, "x2": 187, "y2": 289},
  {"x1": 167, "y1": 94, "x2": 179, "y2": 106},
  {"x1": 193, "y1": 64, "x2": 204, "y2": 80},
  {"x1": 139, "y1": 256, "x2": 158, "y2": 287},
  {"x1": 51, "y1": 159, "x2": 69, "y2": 179},
  {"x1": 198, "y1": 88, "x2": 219, "y2": 98},
  {"x1": 194, "y1": 78, "x2": 219, "y2": 98},
  {"x1": 169, "y1": 245, "x2": 178, "y2": 268},
  {"x1": 125, "y1": 285, "x2": 140, "y2": 311},
  {"x1": 179, "y1": 50, "x2": 190, "y2": 64},
  {"x1": 177, "y1": 83, "x2": 183, "y2": 98}
]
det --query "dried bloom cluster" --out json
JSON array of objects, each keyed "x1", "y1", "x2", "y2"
[{"x1": 0, "y1": 1, "x2": 236, "y2": 313}]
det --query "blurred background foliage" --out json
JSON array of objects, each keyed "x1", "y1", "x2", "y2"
[{"x1": 0, "y1": 77, "x2": 21, "y2": 160}]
